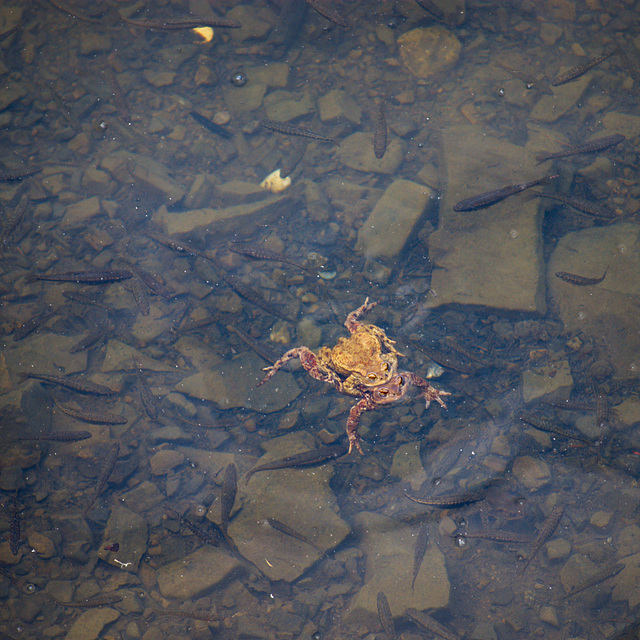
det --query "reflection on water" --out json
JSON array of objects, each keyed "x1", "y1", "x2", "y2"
[{"x1": 1, "y1": 0, "x2": 640, "y2": 638}]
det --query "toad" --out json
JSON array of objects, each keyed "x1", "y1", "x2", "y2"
[{"x1": 258, "y1": 299, "x2": 450, "y2": 454}]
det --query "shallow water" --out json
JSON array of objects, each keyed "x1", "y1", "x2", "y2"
[{"x1": 1, "y1": 1, "x2": 639, "y2": 639}]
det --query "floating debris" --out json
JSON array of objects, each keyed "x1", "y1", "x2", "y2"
[{"x1": 260, "y1": 168, "x2": 292, "y2": 193}]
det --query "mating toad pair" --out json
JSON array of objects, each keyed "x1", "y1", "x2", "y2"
[{"x1": 259, "y1": 298, "x2": 449, "y2": 454}]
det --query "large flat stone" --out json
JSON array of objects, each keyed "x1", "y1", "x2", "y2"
[
  {"x1": 63, "y1": 608, "x2": 119, "y2": 640},
  {"x1": 152, "y1": 194, "x2": 289, "y2": 236},
  {"x1": 548, "y1": 222, "x2": 640, "y2": 377},
  {"x1": 347, "y1": 512, "x2": 449, "y2": 625},
  {"x1": 231, "y1": 432, "x2": 351, "y2": 582},
  {"x1": 356, "y1": 179, "x2": 434, "y2": 258},
  {"x1": 428, "y1": 126, "x2": 546, "y2": 313},
  {"x1": 175, "y1": 351, "x2": 301, "y2": 413},
  {"x1": 336, "y1": 131, "x2": 404, "y2": 175},
  {"x1": 157, "y1": 546, "x2": 243, "y2": 600}
]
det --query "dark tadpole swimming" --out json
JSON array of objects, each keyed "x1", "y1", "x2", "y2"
[{"x1": 453, "y1": 175, "x2": 558, "y2": 211}]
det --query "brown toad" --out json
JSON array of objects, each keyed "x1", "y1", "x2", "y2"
[{"x1": 258, "y1": 299, "x2": 450, "y2": 454}]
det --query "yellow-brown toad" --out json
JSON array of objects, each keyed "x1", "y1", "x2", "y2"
[
  {"x1": 316, "y1": 298, "x2": 403, "y2": 394},
  {"x1": 258, "y1": 298, "x2": 450, "y2": 454}
]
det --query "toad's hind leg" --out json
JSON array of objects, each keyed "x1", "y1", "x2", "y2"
[
  {"x1": 407, "y1": 373, "x2": 451, "y2": 409},
  {"x1": 346, "y1": 396, "x2": 376, "y2": 455},
  {"x1": 258, "y1": 347, "x2": 338, "y2": 387},
  {"x1": 344, "y1": 297, "x2": 378, "y2": 333}
]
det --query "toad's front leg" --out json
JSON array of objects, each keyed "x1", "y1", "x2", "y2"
[
  {"x1": 346, "y1": 396, "x2": 376, "y2": 455},
  {"x1": 344, "y1": 297, "x2": 378, "y2": 333},
  {"x1": 406, "y1": 373, "x2": 451, "y2": 409},
  {"x1": 258, "y1": 347, "x2": 338, "y2": 387}
]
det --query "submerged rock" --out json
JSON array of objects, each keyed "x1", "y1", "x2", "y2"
[
  {"x1": 548, "y1": 222, "x2": 640, "y2": 377},
  {"x1": 397, "y1": 26, "x2": 461, "y2": 78},
  {"x1": 522, "y1": 359, "x2": 573, "y2": 403},
  {"x1": 318, "y1": 89, "x2": 362, "y2": 124},
  {"x1": 157, "y1": 546, "x2": 243, "y2": 600},
  {"x1": 336, "y1": 131, "x2": 404, "y2": 174},
  {"x1": 429, "y1": 125, "x2": 547, "y2": 313},
  {"x1": 152, "y1": 194, "x2": 288, "y2": 236},
  {"x1": 356, "y1": 179, "x2": 434, "y2": 259},
  {"x1": 232, "y1": 432, "x2": 351, "y2": 582},
  {"x1": 63, "y1": 608, "x2": 119, "y2": 640},
  {"x1": 347, "y1": 512, "x2": 449, "y2": 624},
  {"x1": 175, "y1": 351, "x2": 301, "y2": 413},
  {"x1": 530, "y1": 73, "x2": 591, "y2": 123},
  {"x1": 97, "y1": 506, "x2": 148, "y2": 572}
]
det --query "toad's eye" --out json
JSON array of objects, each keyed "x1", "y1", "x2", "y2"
[
  {"x1": 378, "y1": 388, "x2": 389, "y2": 396},
  {"x1": 382, "y1": 362, "x2": 389, "y2": 371},
  {"x1": 397, "y1": 376, "x2": 405, "y2": 386},
  {"x1": 367, "y1": 373, "x2": 378, "y2": 380}
]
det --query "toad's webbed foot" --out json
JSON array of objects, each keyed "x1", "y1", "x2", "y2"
[
  {"x1": 258, "y1": 347, "x2": 339, "y2": 387},
  {"x1": 258, "y1": 347, "x2": 310, "y2": 387},
  {"x1": 407, "y1": 373, "x2": 451, "y2": 409},
  {"x1": 346, "y1": 396, "x2": 376, "y2": 455},
  {"x1": 344, "y1": 297, "x2": 378, "y2": 333}
]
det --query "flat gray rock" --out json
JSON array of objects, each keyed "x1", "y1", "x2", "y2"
[
  {"x1": 428, "y1": 126, "x2": 547, "y2": 313},
  {"x1": 356, "y1": 179, "x2": 434, "y2": 258},
  {"x1": 231, "y1": 432, "x2": 351, "y2": 582},
  {"x1": 152, "y1": 194, "x2": 287, "y2": 236},
  {"x1": 548, "y1": 222, "x2": 640, "y2": 377},
  {"x1": 347, "y1": 512, "x2": 449, "y2": 624},
  {"x1": 63, "y1": 608, "x2": 119, "y2": 640},
  {"x1": 530, "y1": 74, "x2": 591, "y2": 123},
  {"x1": 7, "y1": 333, "x2": 88, "y2": 378},
  {"x1": 175, "y1": 351, "x2": 301, "y2": 413},
  {"x1": 97, "y1": 506, "x2": 148, "y2": 572},
  {"x1": 157, "y1": 546, "x2": 243, "y2": 600},
  {"x1": 336, "y1": 131, "x2": 404, "y2": 174}
]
